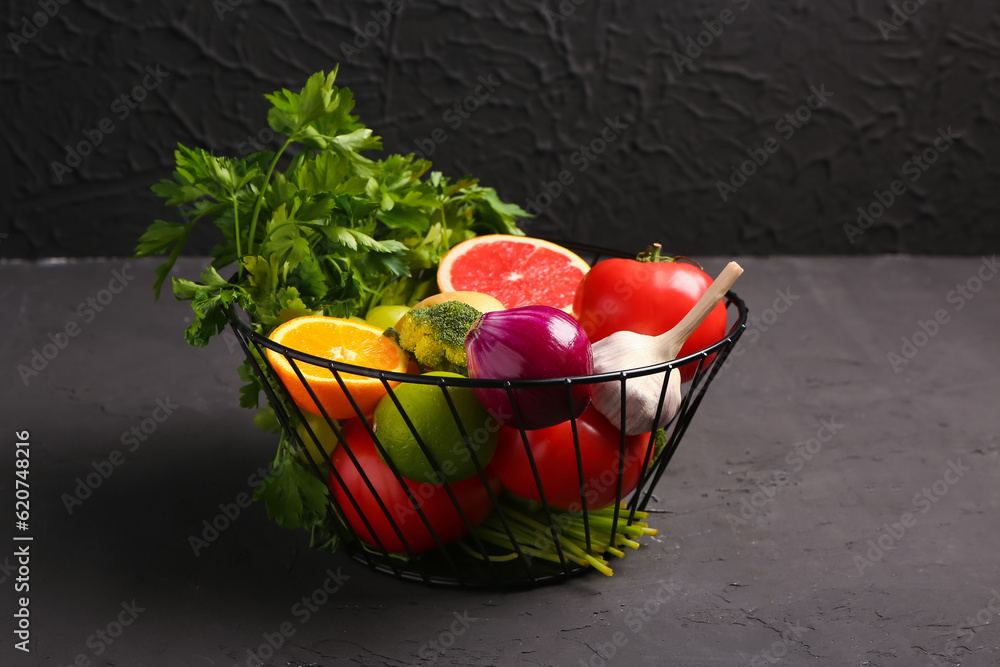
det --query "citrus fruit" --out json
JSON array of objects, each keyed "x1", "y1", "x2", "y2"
[
  {"x1": 373, "y1": 372, "x2": 498, "y2": 483},
  {"x1": 365, "y1": 304, "x2": 411, "y2": 331},
  {"x1": 437, "y1": 235, "x2": 590, "y2": 312},
  {"x1": 295, "y1": 412, "x2": 340, "y2": 464},
  {"x1": 412, "y1": 291, "x2": 505, "y2": 314},
  {"x1": 266, "y1": 316, "x2": 407, "y2": 419}
]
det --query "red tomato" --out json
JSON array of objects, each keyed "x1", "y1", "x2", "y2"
[
  {"x1": 490, "y1": 406, "x2": 653, "y2": 511},
  {"x1": 573, "y1": 255, "x2": 727, "y2": 382},
  {"x1": 329, "y1": 418, "x2": 500, "y2": 554}
]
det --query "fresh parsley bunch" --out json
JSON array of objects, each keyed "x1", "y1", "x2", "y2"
[{"x1": 135, "y1": 67, "x2": 527, "y2": 542}]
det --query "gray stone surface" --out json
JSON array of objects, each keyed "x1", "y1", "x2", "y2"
[{"x1": 1, "y1": 255, "x2": 998, "y2": 666}]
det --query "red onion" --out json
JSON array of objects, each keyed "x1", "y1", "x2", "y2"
[{"x1": 465, "y1": 305, "x2": 593, "y2": 430}]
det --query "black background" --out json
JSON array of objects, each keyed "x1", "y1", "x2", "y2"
[{"x1": 3, "y1": 0, "x2": 999, "y2": 259}]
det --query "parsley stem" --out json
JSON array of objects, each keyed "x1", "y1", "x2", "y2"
[
  {"x1": 232, "y1": 191, "x2": 242, "y2": 274},
  {"x1": 246, "y1": 138, "x2": 293, "y2": 259}
]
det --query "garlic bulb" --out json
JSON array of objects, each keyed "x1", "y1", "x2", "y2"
[{"x1": 591, "y1": 262, "x2": 744, "y2": 435}]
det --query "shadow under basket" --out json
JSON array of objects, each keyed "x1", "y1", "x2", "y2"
[{"x1": 226, "y1": 242, "x2": 749, "y2": 588}]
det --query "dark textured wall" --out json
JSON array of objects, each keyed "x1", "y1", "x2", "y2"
[{"x1": 3, "y1": 0, "x2": 999, "y2": 259}]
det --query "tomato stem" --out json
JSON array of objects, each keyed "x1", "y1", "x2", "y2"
[
  {"x1": 635, "y1": 243, "x2": 705, "y2": 270},
  {"x1": 636, "y1": 243, "x2": 665, "y2": 263}
]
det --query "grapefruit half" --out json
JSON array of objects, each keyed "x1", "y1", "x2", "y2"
[{"x1": 437, "y1": 235, "x2": 590, "y2": 311}]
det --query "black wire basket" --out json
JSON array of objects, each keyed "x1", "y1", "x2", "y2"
[{"x1": 226, "y1": 242, "x2": 748, "y2": 588}]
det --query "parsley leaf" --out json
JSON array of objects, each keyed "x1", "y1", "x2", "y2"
[{"x1": 253, "y1": 453, "x2": 330, "y2": 531}]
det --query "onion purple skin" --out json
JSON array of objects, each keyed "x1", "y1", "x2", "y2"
[{"x1": 465, "y1": 305, "x2": 593, "y2": 431}]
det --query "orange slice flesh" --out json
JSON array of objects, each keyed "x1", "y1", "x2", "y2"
[{"x1": 267, "y1": 316, "x2": 407, "y2": 419}]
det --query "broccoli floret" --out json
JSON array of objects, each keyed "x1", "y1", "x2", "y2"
[{"x1": 396, "y1": 301, "x2": 483, "y2": 370}]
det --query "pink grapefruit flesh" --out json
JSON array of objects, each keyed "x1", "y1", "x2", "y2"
[{"x1": 437, "y1": 235, "x2": 590, "y2": 311}]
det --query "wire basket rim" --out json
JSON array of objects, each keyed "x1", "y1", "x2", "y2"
[{"x1": 225, "y1": 289, "x2": 746, "y2": 387}]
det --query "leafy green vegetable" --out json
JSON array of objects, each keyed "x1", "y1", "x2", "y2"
[
  {"x1": 253, "y1": 442, "x2": 331, "y2": 531},
  {"x1": 137, "y1": 67, "x2": 528, "y2": 539},
  {"x1": 137, "y1": 66, "x2": 525, "y2": 348}
]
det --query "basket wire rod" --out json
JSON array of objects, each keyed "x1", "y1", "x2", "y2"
[
  {"x1": 285, "y1": 397, "x2": 404, "y2": 570},
  {"x1": 376, "y1": 380, "x2": 492, "y2": 565},
  {"x1": 504, "y1": 383, "x2": 570, "y2": 579},
  {"x1": 278, "y1": 350, "x2": 424, "y2": 572},
  {"x1": 269, "y1": 357, "x2": 399, "y2": 572},
  {"x1": 565, "y1": 380, "x2": 591, "y2": 555},
  {"x1": 627, "y1": 358, "x2": 683, "y2": 515},
  {"x1": 282, "y1": 365, "x2": 342, "y2": 473},
  {"x1": 625, "y1": 361, "x2": 673, "y2": 525},
  {"x1": 349, "y1": 379, "x2": 468, "y2": 584},
  {"x1": 237, "y1": 336, "x2": 399, "y2": 575},
  {"x1": 237, "y1": 335, "x2": 380, "y2": 561},
  {"x1": 288, "y1": 383, "x2": 344, "y2": 473},
  {"x1": 700, "y1": 297, "x2": 746, "y2": 383},
  {"x1": 375, "y1": 377, "x2": 495, "y2": 582},
  {"x1": 636, "y1": 353, "x2": 709, "y2": 512},
  {"x1": 229, "y1": 313, "x2": 420, "y2": 580},
  {"x1": 367, "y1": 381, "x2": 484, "y2": 586},
  {"x1": 637, "y1": 296, "x2": 746, "y2": 513},
  {"x1": 434, "y1": 381, "x2": 535, "y2": 580},
  {"x1": 285, "y1": 357, "x2": 448, "y2": 580},
  {"x1": 607, "y1": 374, "x2": 629, "y2": 544},
  {"x1": 648, "y1": 322, "x2": 745, "y2": 494},
  {"x1": 639, "y1": 354, "x2": 720, "y2": 510}
]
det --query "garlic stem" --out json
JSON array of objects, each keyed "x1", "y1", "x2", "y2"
[{"x1": 652, "y1": 261, "x2": 744, "y2": 360}]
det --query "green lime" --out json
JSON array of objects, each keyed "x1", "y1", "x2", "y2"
[
  {"x1": 366, "y1": 304, "x2": 411, "y2": 332},
  {"x1": 373, "y1": 371, "x2": 498, "y2": 483},
  {"x1": 295, "y1": 412, "x2": 340, "y2": 464}
]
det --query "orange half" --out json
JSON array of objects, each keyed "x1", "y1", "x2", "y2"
[{"x1": 266, "y1": 316, "x2": 407, "y2": 419}]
